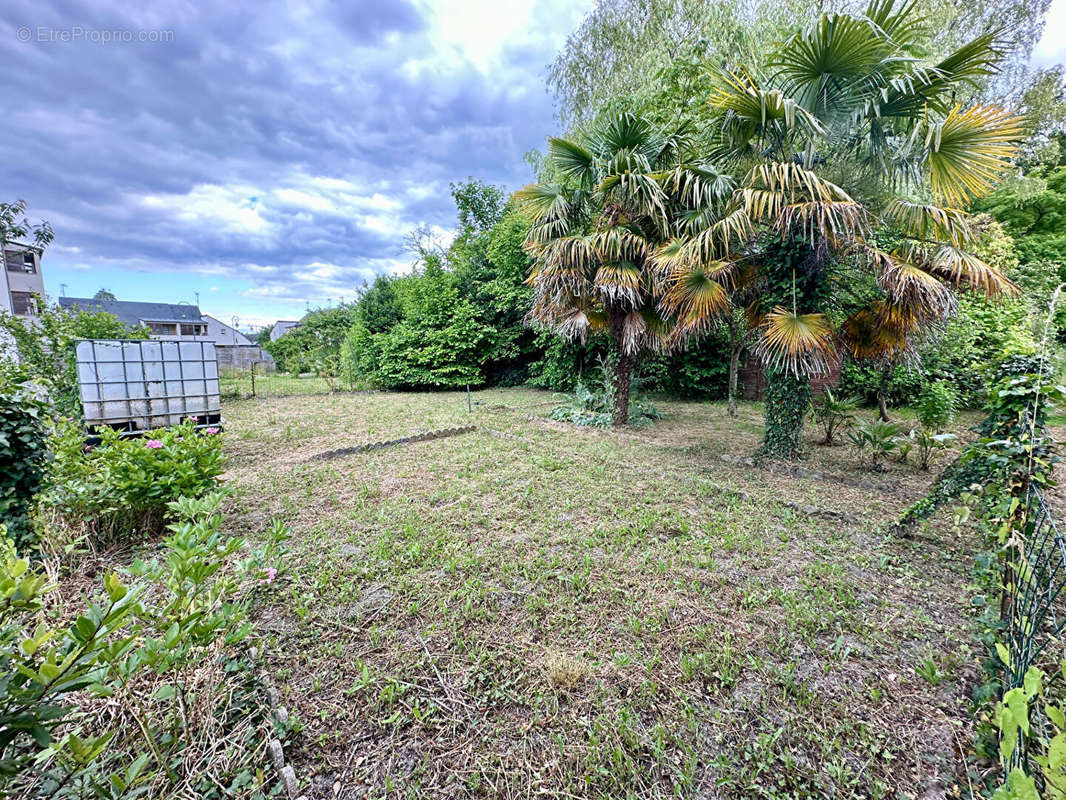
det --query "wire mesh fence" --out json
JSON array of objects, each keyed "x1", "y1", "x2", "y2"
[
  {"x1": 219, "y1": 365, "x2": 344, "y2": 400},
  {"x1": 1003, "y1": 484, "x2": 1066, "y2": 775}
]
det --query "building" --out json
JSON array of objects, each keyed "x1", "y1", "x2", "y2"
[
  {"x1": 202, "y1": 314, "x2": 253, "y2": 346},
  {"x1": 270, "y1": 320, "x2": 301, "y2": 341},
  {"x1": 1, "y1": 242, "x2": 45, "y2": 319},
  {"x1": 58, "y1": 298, "x2": 208, "y2": 339},
  {"x1": 201, "y1": 314, "x2": 275, "y2": 371}
]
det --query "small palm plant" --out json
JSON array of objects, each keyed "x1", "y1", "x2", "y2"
[
  {"x1": 809, "y1": 388, "x2": 857, "y2": 446},
  {"x1": 849, "y1": 418, "x2": 903, "y2": 470}
]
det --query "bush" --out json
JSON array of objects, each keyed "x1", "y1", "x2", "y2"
[
  {"x1": 0, "y1": 380, "x2": 49, "y2": 549},
  {"x1": 42, "y1": 419, "x2": 225, "y2": 541},
  {"x1": 916, "y1": 381, "x2": 959, "y2": 431},
  {"x1": 0, "y1": 303, "x2": 149, "y2": 417}
]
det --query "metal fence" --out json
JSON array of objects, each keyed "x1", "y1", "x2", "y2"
[
  {"x1": 219, "y1": 363, "x2": 353, "y2": 400},
  {"x1": 1003, "y1": 484, "x2": 1066, "y2": 774}
]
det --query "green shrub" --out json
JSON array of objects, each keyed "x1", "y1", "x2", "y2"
[
  {"x1": 0, "y1": 303, "x2": 149, "y2": 417},
  {"x1": 916, "y1": 381, "x2": 958, "y2": 432},
  {"x1": 42, "y1": 419, "x2": 225, "y2": 540},
  {"x1": 0, "y1": 381, "x2": 49, "y2": 549}
]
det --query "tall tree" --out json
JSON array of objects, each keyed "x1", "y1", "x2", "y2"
[
  {"x1": 519, "y1": 113, "x2": 737, "y2": 425},
  {"x1": 668, "y1": 0, "x2": 1025, "y2": 456}
]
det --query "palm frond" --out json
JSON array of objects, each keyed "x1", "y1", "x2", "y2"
[
  {"x1": 928, "y1": 244, "x2": 1019, "y2": 297},
  {"x1": 547, "y1": 138, "x2": 596, "y2": 188},
  {"x1": 516, "y1": 183, "x2": 572, "y2": 223},
  {"x1": 660, "y1": 263, "x2": 733, "y2": 336},
  {"x1": 840, "y1": 301, "x2": 915, "y2": 361},
  {"x1": 756, "y1": 306, "x2": 836, "y2": 377},
  {"x1": 594, "y1": 261, "x2": 644, "y2": 306},
  {"x1": 924, "y1": 104, "x2": 1024, "y2": 205},
  {"x1": 883, "y1": 199, "x2": 973, "y2": 245},
  {"x1": 771, "y1": 11, "x2": 896, "y2": 116}
]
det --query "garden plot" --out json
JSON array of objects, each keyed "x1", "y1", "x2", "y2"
[{"x1": 223, "y1": 389, "x2": 983, "y2": 799}]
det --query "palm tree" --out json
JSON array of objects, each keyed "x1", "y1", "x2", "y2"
[
  {"x1": 678, "y1": 0, "x2": 1025, "y2": 456},
  {"x1": 518, "y1": 114, "x2": 740, "y2": 425}
]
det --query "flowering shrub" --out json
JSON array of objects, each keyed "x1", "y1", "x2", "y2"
[{"x1": 42, "y1": 419, "x2": 225, "y2": 540}]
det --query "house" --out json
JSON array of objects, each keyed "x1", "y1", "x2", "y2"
[
  {"x1": 201, "y1": 314, "x2": 275, "y2": 371},
  {"x1": 58, "y1": 298, "x2": 208, "y2": 339},
  {"x1": 270, "y1": 320, "x2": 301, "y2": 341},
  {"x1": 202, "y1": 314, "x2": 253, "y2": 346},
  {"x1": 1, "y1": 242, "x2": 45, "y2": 319}
]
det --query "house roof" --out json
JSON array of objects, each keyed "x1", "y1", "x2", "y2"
[{"x1": 58, "y1": 297, "x2": 202, "y2": 327}]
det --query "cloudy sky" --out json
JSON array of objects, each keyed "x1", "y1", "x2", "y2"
[
  {"x1": 1, "y1": 0, "x2": 594, "y2": 328},
  {"x1": 2, "y1": 0, "x2": 1064, "y2": 330}
]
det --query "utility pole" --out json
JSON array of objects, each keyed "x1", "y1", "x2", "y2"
[{"x1": 60, "y1": 283, "x2": 68, "y2": 297}]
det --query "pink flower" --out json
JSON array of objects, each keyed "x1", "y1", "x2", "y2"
[
  {"x1": 145, "y1": 439, "x2": 163, "y2": 449},
  {"x1": 205, "y1": 427, "x2": 220, "y2": 435},
  {"x1": 260, "y1": 567, "x2": 278, "y2": 585}
]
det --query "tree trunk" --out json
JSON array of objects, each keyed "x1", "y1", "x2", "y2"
[
  {"x1": 877, "y1": 366, "x2": 891, "y2": 422},
  {"x1": 727, "y1": 319, "x2": 740, "y2": 418},
  {"x1": 613, "y1": 350, "x2": 633, "y2": 426},
  {"x1": 609, "y1": 309, "x2": 632, "y2": 426},
  {"x1": 761, "y1": 368, "x2": 811, "y2": 459}
]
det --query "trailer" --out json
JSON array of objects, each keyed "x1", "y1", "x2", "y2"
[{"x1": 75, "y1": 339, "x2": 222, "y2": 434}]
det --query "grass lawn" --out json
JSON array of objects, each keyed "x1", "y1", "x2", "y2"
[{"x1": 222, "y1": 387, "x2": 984, "y2": 799}]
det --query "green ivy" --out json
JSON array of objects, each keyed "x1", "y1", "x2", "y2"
[{"x1": 761, "y1": 369, "x2": 812, "y2": 459}]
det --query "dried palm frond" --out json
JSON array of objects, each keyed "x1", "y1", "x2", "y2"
[
  {"x1": 777, "y1": 200, "x2": 871, "y2": 242},
  {"x1": 594, "y1": 261, "x2": 644, "y2": 306},
  {"x1": 839, "y1": 302, "x2": 915, "y2": 362},
  {"x1": 587, "y1": 227, "x2": 650, "y2": 263},
  {"x1": 660, "y1": 263, "x2": 732, "y2": 338},
  {"x1": 928, "y1": 244, "x2": 1019, "y2": 297},
  {"x1": 755, "y1": 306, "x2": 836, "y2": 377}
]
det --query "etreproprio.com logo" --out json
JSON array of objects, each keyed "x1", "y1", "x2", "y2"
[{"x1": 16, "y1": 26, "x2": 175, "y2": 44}]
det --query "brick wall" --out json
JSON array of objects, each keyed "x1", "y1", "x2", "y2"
[{"x1": 740, "y1": 353, "x2": 841, "y2": 401}]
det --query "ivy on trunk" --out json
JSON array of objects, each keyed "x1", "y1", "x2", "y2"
[{"x1": 761, "y1": 368, "x2": 812, "y2": 459}]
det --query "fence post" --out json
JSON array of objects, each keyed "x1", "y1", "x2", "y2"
[{"x1": 250, "y1": 361, "x2": 256, "y2": 399}]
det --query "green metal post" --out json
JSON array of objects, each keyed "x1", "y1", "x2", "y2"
[{"x1": 467, "y1": 384, "x2": 471, "y2": 412}]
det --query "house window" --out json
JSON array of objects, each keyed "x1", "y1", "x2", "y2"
[
  {"x1": 10, "y1": 292, "x2": 38, "y2": 316},
  {"x1": 4, "y1": 251, "x2": 35, "y2": 274},
  {"x1": 148, "y1": 322, "x2": 176, "y2": 336},
  {"x1": 180, "y1": 323, "x2": 203, "y2": 336}
]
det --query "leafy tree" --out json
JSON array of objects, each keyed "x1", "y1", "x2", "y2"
[
  {"x1": 264, "y1": 304, "x2": 358, "y2": 375},
  {"x1": 371, "y1": 264, "x2": 493, "y2": 389},
  {"x1": 353, "y1": 275, "x2": 402, "y2": 334},
  {"x1": 0, "y1": 304, "x2": 149, "y2": 418},
  {"x1": 0, "y1": 199, "x2": 53, "y2": 251},
  {"x1": 92, "y1": 288, "x2": 116, "y2": 301}
]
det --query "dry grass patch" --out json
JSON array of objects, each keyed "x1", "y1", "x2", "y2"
[{"x1": 221, "y1": 388, "x2": 985, "y2": 799}]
